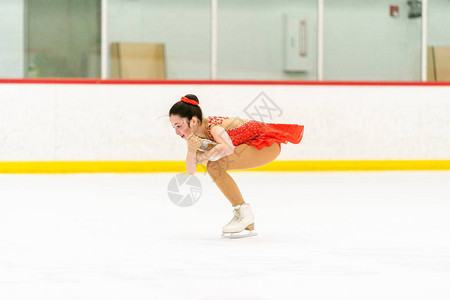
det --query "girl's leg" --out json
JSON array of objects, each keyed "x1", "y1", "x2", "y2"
[{"x1": 206, "y1": 143, "x2": 280, "y2": 206}]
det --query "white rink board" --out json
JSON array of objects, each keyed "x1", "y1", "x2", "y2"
[{"x1": 0, "y1": 83, "x2": 450, "y2": 161}]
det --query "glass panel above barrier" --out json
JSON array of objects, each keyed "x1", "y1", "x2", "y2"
[
  {"x1": 0, "y1": 1, "x2": 24, "y2": 78},
  {"x1": 427, "y1": 0, "x2": 450, "y2": 82},
  {"x1": 107, "y1": 0, "x2": 211, "y2": 80},
  {"x1": 25, "y1": 0, "x2": 101, "y2": 78},
  {"x1": 217, "y1": 0, "x2": 318, "y2": 81},
  {"x1": 2, "y1": 0, "x2": 448, "y2": 82},
  {"x1": 323, "y1": 0, "x2": 422, "y2": 81}
]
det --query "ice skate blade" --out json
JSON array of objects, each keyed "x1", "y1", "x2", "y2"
[{"x1": 221, "y1": 231, "x2": 257, "y2": 239}]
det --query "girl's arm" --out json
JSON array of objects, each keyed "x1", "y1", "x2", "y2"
[
  {"x1": 185, "y1": 133, "x2": 204, "y2": 175},
  {"x1": 202, "y1": 126, "x2": 235, "y2": 161},
  {"x1": 186, "y1": 150, "x2": 208, "y2": 174},
  {"x1": 185, "y1": 126, "x2": 235, "y2": 174},
  {"x1": 185, "y1": 151, "x2": 198, "y2": 175}
]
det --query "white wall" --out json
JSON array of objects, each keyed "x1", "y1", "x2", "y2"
[
  {"x1": 217, "y1": 0, "x2": 317, "y2": 80},
  {"x1": 0, "y1": 0, "x2": 24, "y2": 78},
  {"x1": 106, "y1": 0, "x2": 450, "y2": 81},
  {"x1": 0, "y1": 0, "x2": 449, "y2": 80},
  {"x1": 428, "y1": 0, "x2": 450, "y2": 46},
  {"x1": 324, "y1": 0, "x2": 422, "y2": 81},
  {"x1": 108, "y1": 0, "x2": 211, "y2": 79},
  {"x1": 1, "y1": 83, "x2": 449, "y2": 161}
]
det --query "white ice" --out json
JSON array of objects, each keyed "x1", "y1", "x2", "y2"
[{"x1": 1, "y1": 171, "x2": 450, "y2": 300}]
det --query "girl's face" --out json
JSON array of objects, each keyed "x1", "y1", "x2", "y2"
[{"x1": 170, "y1": 114, "x2": 192, "y2": 140}]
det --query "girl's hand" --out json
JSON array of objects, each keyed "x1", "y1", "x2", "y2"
[
  {"x1": 207, "y1": 126, "x2": 235, "y2": 160},
  {"x1": 186, "y1": 133, "x2": 203, "y2": 153},
  {"x1": 198, "y1": 139, "x2": 217, "y2": 152}
]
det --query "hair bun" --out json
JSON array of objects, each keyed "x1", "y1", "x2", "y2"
[
  {"x1": 181, "y1": 96, "x2": 199, "y2": 106},
  {"x1": 184, "y1": 94, "x2": 199, "y2": 104}
]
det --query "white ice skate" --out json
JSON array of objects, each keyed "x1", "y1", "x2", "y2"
[{"x1": 221, "y1": 203, "x2": 257, "y2": 239}]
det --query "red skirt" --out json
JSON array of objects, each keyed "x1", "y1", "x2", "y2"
[{"x1": 229, "y1": 121, "x2": 304, "y2": 150}]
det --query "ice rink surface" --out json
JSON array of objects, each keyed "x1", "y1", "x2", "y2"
[{"x1": 1, "y1": 171, "x2": 450, "y2": 300}]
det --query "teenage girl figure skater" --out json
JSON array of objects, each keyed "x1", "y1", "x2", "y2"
[{"x1": 169, "y1": 94, "x2": 304, "y2": 238}]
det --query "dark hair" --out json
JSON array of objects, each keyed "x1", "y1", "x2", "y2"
[{"x1": 169, "y1": 94, "x2": 203, "y2": 125}]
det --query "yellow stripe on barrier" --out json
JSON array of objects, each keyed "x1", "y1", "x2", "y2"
[
  {"x1": 250, "y1": 160, "x2": 450, "y2": 171},
  {"x1": 0, "y1": 161, "x2": 186, "y2": 173},
  {"x1": 1, "y1": 160, "x2": 450, "y2": 173}
]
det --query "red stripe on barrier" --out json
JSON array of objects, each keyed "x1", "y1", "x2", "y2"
[{"x1": 0, "y1": 78, "x2": 449, "y2": 86}]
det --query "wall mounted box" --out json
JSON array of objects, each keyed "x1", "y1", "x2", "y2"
[{"x1": 284, "y1": 15, "x2": 314, "y2": 72}]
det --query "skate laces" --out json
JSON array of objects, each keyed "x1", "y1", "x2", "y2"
[
  {"x1": 225, "y1": 207, "x2": 242, "y2": 226},
  {"x1": 232, "y1": 207, "x2": 243, "y2": 222}
]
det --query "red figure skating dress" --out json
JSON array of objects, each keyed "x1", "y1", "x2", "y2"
[{"x1": 205, "y1": 116, "x2": 304, "y2": 150}]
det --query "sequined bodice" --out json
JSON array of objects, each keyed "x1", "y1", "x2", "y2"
[{"x1": 206, "y1": 116, "x2": 265, "y2": 146}]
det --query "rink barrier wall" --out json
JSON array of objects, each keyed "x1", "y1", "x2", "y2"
[
  {"x1": 1, "y1": 79, "x2": 450, "y2": 172},
  {"x1": 1, "y1": 160, "x2": 450, "y2": 173}
]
